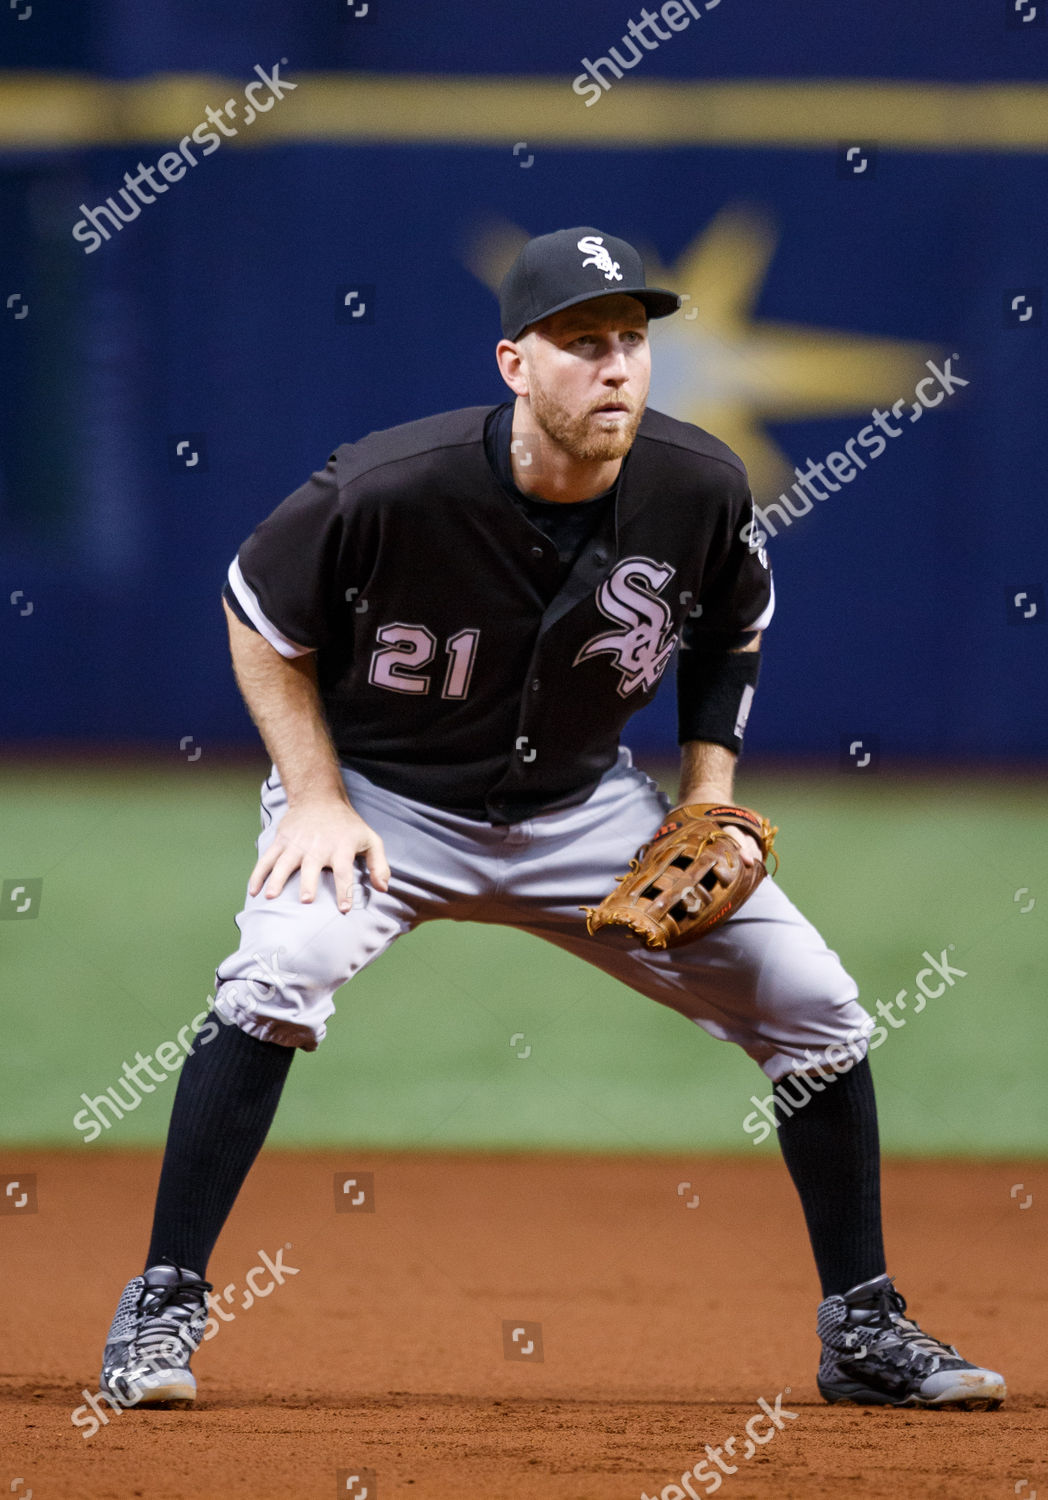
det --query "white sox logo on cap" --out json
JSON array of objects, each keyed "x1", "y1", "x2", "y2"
[
  {"x1": 577, "y1": 234, "x2": 623, "y2": 283},
  {"x1": 498, "y1": 225, "x2": 679, "y2": 339}
]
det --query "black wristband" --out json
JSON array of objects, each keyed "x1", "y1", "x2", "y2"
[{"x1": 676, "y1": 647, "x2": 761, "y2": 753}]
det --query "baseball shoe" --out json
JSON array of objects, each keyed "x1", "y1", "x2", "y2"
[
  {"x1": 817, "y1": 1273, "x2": 1006, "y2": 1410},
  {"x1": 100, "y1": 1261, "x2": 212, "y2": 1407}
]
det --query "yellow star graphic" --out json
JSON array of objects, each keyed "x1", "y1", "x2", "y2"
[{"x1": 466, "y1": 206, "x2": 938, "y2": 498}]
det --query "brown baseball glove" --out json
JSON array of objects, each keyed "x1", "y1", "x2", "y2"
[{"x1": 582, "y1": 802, "x2": 779, "y2": 950}]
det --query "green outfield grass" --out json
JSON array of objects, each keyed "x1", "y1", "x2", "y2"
[{"x1": 1, "y1": 759, "x2": 1045, "y2": 1154}]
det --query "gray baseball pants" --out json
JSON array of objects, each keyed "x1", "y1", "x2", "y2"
[{"x1": 214, "y1": 748, "x2": 872, "y2": 1081}]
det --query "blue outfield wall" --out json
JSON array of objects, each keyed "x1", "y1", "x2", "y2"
[{"x1": 1, "y1": 0, "x2": 1046, "y2": 761}]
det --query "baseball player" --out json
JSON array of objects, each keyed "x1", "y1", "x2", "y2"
[{"x1": 98, "y1": 227, "x2": 1005, "y2": 1413}]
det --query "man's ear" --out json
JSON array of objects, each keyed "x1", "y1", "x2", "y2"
[{"x1": 495, "y1": 337, "x2": 530, "y2": 398}]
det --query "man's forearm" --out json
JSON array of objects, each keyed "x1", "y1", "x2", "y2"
[
  {"x1": 678, "y1": 740, "x2": 738, "y2": 805},
  {"x1": 223, "y1": 601, "x2": 348, "y2": 806}
]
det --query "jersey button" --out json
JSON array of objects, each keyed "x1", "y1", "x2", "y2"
[
  {"x1": 530, "y1": 678, "x2": 540, "y2": 692},
  {"x1": 593, "y1": 550, "x2": 608, "y2": 565},
  {"x1": 530, "y1": 545, "x2": 544, "y2": 559}
]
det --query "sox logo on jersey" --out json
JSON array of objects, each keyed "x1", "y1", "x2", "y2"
[
  {"x1": 574, "y1": 556, "x2": 679, "y2": 696},
  {"x1": 577, "y1": 234, "x2": 622, "y2": 283}
]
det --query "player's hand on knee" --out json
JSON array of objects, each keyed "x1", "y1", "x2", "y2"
[
  {"x1": 325, "y1": 813, "x2": 391, "y2": 913},
  {"x1": 248, "y1": 801, "x2": 391, "y2": 912}
]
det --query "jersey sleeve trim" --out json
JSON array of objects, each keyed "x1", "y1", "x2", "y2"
[
  {"x1": 222, "y1": 579, "x2": 256, "y2": 631},
  {"x1": 743, "y1": 575, "x2": 776, "y2": 634},
  {"x1": 226, "y1": 556, "x2": 314, "y2": 659}
]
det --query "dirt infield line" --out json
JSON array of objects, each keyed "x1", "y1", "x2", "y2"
[{"x1": 1, "y1": 1151, "x2": 1044, "y2": 1498}]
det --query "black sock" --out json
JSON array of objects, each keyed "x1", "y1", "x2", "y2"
[
  {"x1": 144, "y1": 1019, "x2": 294, "y2": 1277},
  {"x1": 773, "y1": 1055, "x2": 886, "y2": 1299}
]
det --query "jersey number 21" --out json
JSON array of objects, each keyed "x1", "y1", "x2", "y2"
[{"x1": 368, "y1": 624, "x2": 480, "y2": 699}]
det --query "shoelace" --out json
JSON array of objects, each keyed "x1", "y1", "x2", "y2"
[
  {"x1": 870, "y1": 1318, "x2": 956, "y2": 1374},
  {"x1": 133, "y1": 1281, "x2": 210, "y2": 1365},
  {"x1": 854, "y1": 1290, "x2": 960, "y2": 1375}
]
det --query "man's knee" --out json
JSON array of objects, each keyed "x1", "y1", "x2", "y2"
[{"x1": 212, "y1": 937, "x2": 342, "y2": 1051}]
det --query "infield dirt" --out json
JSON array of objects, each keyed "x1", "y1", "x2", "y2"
[{"x1": 1, "y1": 1151, "x2": 1043, "y2": 1499}]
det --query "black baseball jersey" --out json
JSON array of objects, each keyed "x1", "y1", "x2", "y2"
[
  {"x1": 224, "y1": 404, "x2": 773, "y2": 823},
  {"x1": 484, "y1": 401, "x2": 617, "y2": 575}
]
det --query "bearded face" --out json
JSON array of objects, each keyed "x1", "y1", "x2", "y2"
[
  {"x1": 519, "y1": 295, "x2": 651, "y2": 465},
  {"x1": 527, "y1": 375, "x2": 646, "y2": 463}
]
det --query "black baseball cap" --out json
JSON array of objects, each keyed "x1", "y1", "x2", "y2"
[{"x1": 499, "y1": 226, "x2": 681, "y2": 340}]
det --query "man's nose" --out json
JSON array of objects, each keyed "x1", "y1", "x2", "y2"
[{"x1": 601, "y1": 348, "x2": 630, "y2": 382}]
